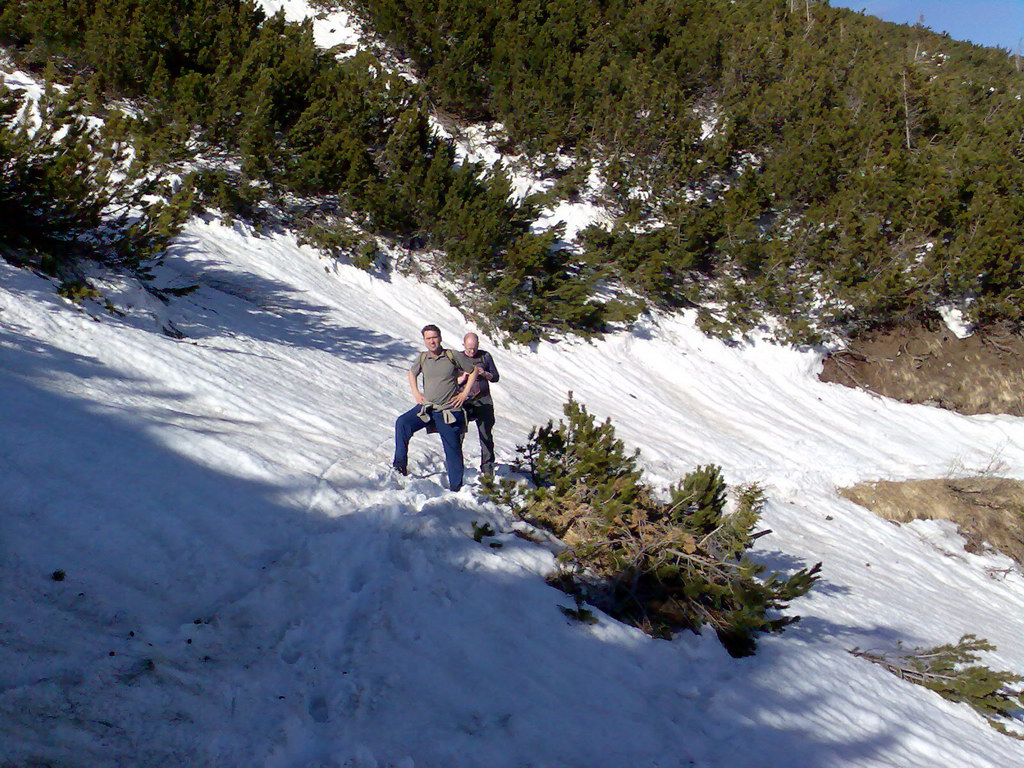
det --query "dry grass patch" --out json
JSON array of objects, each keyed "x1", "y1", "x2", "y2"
[{"x1": 840, "y1": 477, "x2": 1024, "y2": 564}]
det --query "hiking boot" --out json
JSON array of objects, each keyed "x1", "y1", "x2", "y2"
[{"x1": 391, "y1": 463, "x2": 408, "y2": 477}]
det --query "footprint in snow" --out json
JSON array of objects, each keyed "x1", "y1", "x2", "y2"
[{"x1": 307, "y1": 694, "x2": 329, "y2": 723}]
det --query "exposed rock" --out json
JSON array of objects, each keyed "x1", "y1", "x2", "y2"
[{"x1": 821, "y1": 322, "x2": 1024, "y2": 416}]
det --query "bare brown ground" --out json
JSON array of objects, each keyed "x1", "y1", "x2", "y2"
[
  {"x1": 820, "y1": 323, "x2": 1024, "y2": 416},
  {"x1": 840, "y1": 477, "x2": 1024, "y2": 565}
]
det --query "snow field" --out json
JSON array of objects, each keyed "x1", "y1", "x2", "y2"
[{"x1": 1, "y1": 214, "x2": 1023, "y2": 767}]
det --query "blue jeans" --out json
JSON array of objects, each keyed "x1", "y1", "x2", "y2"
[{"x1": 393, "y1": 405, "x2": 467, "y2": 491}]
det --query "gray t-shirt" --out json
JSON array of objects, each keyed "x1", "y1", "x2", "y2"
[{"x1": 410, "y1": 349, "x2": 476, "y2": 406}]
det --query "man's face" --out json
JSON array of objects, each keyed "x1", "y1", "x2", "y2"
[
  {"x1": 463, "y1": 334, "x2": 479, "y2": 357},
  {"x1": 423, "y1": 329, "x2": 442, "y2": 354}
]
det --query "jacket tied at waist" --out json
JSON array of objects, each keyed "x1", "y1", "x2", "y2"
[{"x1": 417, "y1": 402, "x2": 462, "y2": 426}]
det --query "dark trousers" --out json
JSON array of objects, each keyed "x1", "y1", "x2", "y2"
[
  {"x1": 393, "y1": 406, "x2": 467, "y2": 491},
  {"x1": 464, "y1": 402, "x2": 496, "y2": 475}
]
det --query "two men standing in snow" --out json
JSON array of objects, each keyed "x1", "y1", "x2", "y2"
[{"x1": 392, "y1": 325, "x2": 500, "y2": 492}]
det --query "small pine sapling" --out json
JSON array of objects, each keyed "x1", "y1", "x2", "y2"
[
  {"x1": 57, "y1": 280, "x2": 102, "y2": 303},
  {"x1": 559, "y1": 594, "x2": 599, "y2": 625},
  {"x1": 665, "y1": 464, "x2": 728, "y2": 535},
  {"x1": 471, "y1": 521, "x2": 497, "y2": 542}
]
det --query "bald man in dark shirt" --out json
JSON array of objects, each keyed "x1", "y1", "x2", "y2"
[{"x1": 460, "y1": 332, "x2": 500, "y2": 477}]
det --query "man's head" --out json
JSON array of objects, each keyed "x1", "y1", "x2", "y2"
[
  {"x1": 463, "y1": 332, "x2": 479, "y2": 357},
  {"x1": 421, "y1": 324, "x2": 442, "y2": 354}
]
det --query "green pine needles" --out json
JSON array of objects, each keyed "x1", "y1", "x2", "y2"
[
  {"x1": 481, "y1": 394, "x2": 821, "y2": 656},
  {"x1": 348, "y1": 0, "x2": 1024, "y2": 341},
  {"x1": 8, "y1": 0, "x2": 1024, "y2": 342},
  {"x1": 0, "y1": 0, "x2": 607, "y2": 341},
  {"x1": 851, "y1": 635, "x2": 1024, "y2": 738}
]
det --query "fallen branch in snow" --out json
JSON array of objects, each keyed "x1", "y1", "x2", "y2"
[{"x1": 850, "y1": 635, "x2": 1024, "y2": 739}]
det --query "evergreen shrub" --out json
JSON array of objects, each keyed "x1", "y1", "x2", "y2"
[
  {"x1": 349, "y1": 0, "x2": 1024, "y2": 341},
  {"x1": 1, "y1": 0, "x2": 604, "y2": 339},
  {"x1": 481, "y1": 394, "x2": 820, "y2": 656},
  {"x1": 56, "y1": 279, "x2": 100, "y2": 303},
  {"x1": 192, "y1": 170, "x2": 267, "y2": 226},
  {"x1": 9, "y1": 0, "x2": 1024, "y2": 342},
  {"x1": 0, "y1": 82, "x2": 192, "y2": 276}
]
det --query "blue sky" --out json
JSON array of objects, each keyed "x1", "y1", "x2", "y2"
[{"x1": 829, "y1": 0, "x2": 1024, "y2": 51}]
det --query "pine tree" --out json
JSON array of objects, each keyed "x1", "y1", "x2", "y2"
[{"x1": 481, "y1": 394, "x2": 820, "y2": 655}]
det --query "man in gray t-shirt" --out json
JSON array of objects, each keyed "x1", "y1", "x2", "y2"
[{"x1": 392, "y1": 324, "x2": 478, "y2": 491}]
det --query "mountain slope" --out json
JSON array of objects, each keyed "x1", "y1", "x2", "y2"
[{"x1": 2, "y1": 216, "x2": 1023, "y2": 766}]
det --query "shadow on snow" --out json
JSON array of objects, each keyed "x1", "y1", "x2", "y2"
[{"x1": 0, "y1": 331, "x2": 911, "y2": 768}]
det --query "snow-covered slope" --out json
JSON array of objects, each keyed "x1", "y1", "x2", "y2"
[{"x1": 2, "y1": 215, "x2": 1023, "y2": 768}]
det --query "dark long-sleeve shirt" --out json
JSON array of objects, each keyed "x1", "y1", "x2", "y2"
[{"x1": 464, "y1": 349, "x2": 499, "y2": 405}]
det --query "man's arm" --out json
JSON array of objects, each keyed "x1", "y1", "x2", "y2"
[
  {"x1": 481, "y1": 352, "x2": 499, "y2": 383},
  {"x1": 408, "y1": 369, "x2": 425, "y2": 404},
  {"x1": 450, "y1": 366, "x2": 478, "y2": 407}
]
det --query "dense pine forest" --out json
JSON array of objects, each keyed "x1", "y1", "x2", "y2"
[{"x1": 1, "y1": 0, "x2": 1022, "y2": 342}]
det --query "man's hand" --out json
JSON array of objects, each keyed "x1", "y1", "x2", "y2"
[
  {"x1": 413, "y1": 390, "x2": 425, "y2": 405},
  {"x1": 451, "y1": 365, "x2": 479, "y2": 408}
]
